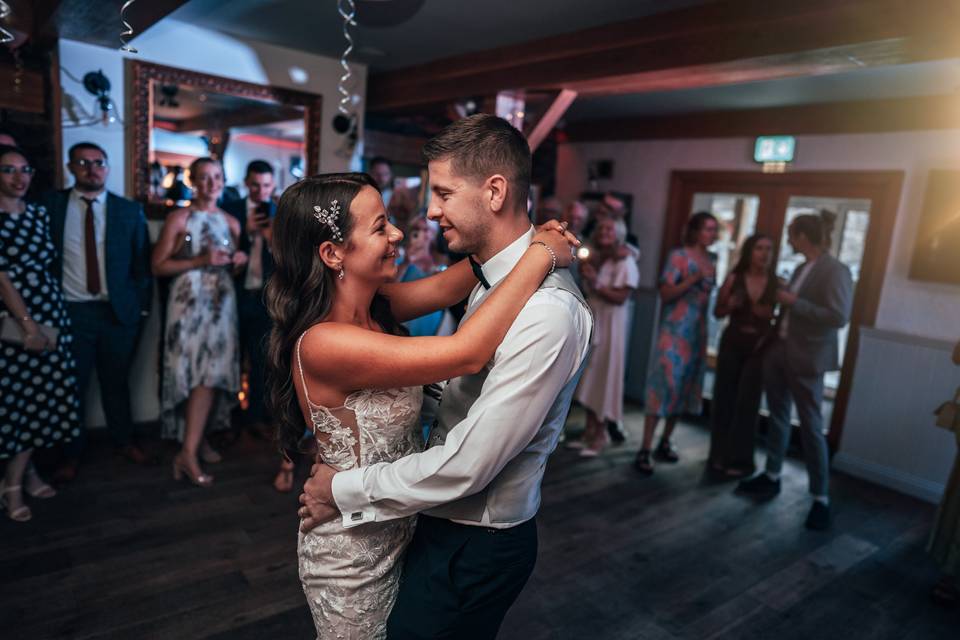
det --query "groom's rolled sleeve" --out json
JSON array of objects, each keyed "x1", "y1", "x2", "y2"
[{"x1": 331, "y1": 298, "x2": 584, "y2": 528}]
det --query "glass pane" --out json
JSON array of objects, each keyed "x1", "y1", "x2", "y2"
[
  {"x1": 150, "y1": 82, "x2": 306, "y2": 204},
  {"x1": 689, "y1": 192, "x2": 760, "y2": 399}
]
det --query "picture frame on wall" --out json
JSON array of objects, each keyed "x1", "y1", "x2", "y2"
[{"x1": 909, "y1": 170, "x2": 960, "y2": 285}]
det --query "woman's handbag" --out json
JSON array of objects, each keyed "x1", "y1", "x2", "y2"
[{"x1": 0, "y1": 316, "x2": 59, "y2": 349}]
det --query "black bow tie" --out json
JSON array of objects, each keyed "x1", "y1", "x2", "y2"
[{"x1": 468, "y1": 256, "x2": 490, "y2": 290}]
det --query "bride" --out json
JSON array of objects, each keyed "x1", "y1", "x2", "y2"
[{"x1": 265, "y1": 172, "x2": 576, "y2": 639}]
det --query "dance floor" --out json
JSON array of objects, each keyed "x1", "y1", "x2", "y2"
[{"x1": 2, "y1": 406, "x2": 956, "y2": 639}]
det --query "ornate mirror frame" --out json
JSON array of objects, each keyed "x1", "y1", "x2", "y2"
[{"x1": 127, "y1": 60, "x2": 322, "y2": 211}]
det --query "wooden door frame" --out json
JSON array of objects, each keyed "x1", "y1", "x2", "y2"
[{"x1": 662, "y1": 170, "x2": 904, "y2": 451}]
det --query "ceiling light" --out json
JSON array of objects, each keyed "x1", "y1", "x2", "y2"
[{"x1": 288, "y1": 66, "x2": 309, "y2": 84}]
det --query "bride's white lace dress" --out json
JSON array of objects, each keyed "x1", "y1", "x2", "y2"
[{"x1": 295, "y1": 334, "x2": 423, "y2": 639}]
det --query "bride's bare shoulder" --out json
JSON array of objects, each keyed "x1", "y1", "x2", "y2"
[{"x1": 297, "y1": 322, "x2": 382, "y2": 373}]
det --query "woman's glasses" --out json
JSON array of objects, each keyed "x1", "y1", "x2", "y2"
[{"x1": 0, "y1": 165, "x2": 36, "y2": 176}]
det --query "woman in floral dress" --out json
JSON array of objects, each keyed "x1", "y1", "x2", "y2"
[
  {"x1": 151, "y1": 157, "x2": 247, "y2": 487},
  {"x1": 635, "y1": 211, "x2": 718, "y2": 474}
]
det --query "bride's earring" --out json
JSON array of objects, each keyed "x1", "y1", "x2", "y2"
[{"x1": 338, "y1": 266, "x2": 345, "y2": 280}]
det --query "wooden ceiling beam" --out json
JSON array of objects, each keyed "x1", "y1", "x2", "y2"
[
  {"x1": 526, "y1": 89, "x2": 578, "y2": 153},
  {"x1": 164, "y1": 104, "x2": 305, "y2": 134},
  {"x1": 49, "y1": 0, "x2": 190, "y2": 49},
  {"x1": 563, "y1": 40, "x2": 916, "y2": 97},
  {"x1": 368, "y1": 0, "x2": 960, "y2": 112},
  {"x1": 563, "y1": 94, "x2": 960, "y2": 142}
]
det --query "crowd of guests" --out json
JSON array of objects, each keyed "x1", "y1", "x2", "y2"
[
  {"x1": 0, "y1": 132, "x2": 290, "y2": 518},
  {"x1": 2, "y1": 138, "x2": 834, "y2": 511},
  {"x1": 0, "y1": 139, "x2": 516, "y2": 520},
  {"x1": 1, "y1": 131, "x2": 957, "y2": 608},
  {"x1": 559, "y1": 200, "x2": 854, "y2": 533}
]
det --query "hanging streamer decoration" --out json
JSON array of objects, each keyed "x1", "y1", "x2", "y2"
[
  {"x1": 337, "y1": 0, "x2": 358, "y2": 126},
  {"x1": 0, "y1": 1, "x2": 15, "y2": 46},
  {"x1": 119, "y1": 0, "x2": 139, "y2": 53}
]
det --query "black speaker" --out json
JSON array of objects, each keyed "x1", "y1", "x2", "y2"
[{"x1": 588, "y1": 159, "x2": 614, "y2": 181}]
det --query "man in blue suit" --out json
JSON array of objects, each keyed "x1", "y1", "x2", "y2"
[
  {"x1": 223, "y1": 160, "x2": 276, "y2": 438},
  {"x1": 46, "y1": 142, "x2": 153, "y2": 480}
]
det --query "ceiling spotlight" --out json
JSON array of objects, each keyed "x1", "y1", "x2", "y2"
[{"x1": 288, "y1": 66, "x2": 309, "y2": 84}]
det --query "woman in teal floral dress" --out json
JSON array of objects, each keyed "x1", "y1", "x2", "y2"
[{"x1": 635, "y1": 212, "x2": 718, "y2": 474}]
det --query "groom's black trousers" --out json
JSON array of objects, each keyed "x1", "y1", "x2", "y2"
[{"x1": 387, "y1": 515, "x2": 537, "y2": 639}]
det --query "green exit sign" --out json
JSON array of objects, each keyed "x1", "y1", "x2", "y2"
[{"x1": 754, "y1": 136, "x2": 796, "y2": 163}]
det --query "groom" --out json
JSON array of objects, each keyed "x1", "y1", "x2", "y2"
[{"x1": 299, "y1": 114, "x2": 593, "y2": 638}]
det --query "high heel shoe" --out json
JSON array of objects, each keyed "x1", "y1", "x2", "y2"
[
  {"x1": 25, "y1": 463, "x2": 57, "y2": 499},
  {"x1": 199, "y1": 441, "x2": 222, "y2": 465},
  {"x1": 579, "y1": 430, "x2": 610, "y2": 458},
  {"x1": 172, "y1": 454, "x2": 214, "y2": 488},
  {"x1": 0, "y1": 481, "x2": 32, "y2": 522}
]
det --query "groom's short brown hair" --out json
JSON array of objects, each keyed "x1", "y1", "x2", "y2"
[{"x1": 423, "y1": 114, "x2": 531, "y2": 212}]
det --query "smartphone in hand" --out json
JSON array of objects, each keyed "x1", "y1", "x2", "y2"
[{"x1": 253, "y1": 202, "x2": 272, "y2": 229}]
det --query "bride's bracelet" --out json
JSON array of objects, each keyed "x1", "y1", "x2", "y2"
[{"x1": 530, "y1": 241, "x2": 557, "y2": 275}]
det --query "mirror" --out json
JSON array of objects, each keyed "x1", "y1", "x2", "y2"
[{"x1": 128, "y1": 60, "x2": 322, "y2": 215}]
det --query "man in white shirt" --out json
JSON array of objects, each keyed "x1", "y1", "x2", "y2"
[
  {"x1": 300, "y1": 114, "x2": 593, "y2": 638},
  {"x1": 45, "y1": 142, "x2": 153, "y2": 480}
]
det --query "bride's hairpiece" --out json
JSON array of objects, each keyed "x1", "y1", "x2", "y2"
[{"x1": 313, "y1": 200, "x2": 343, "y2": 242}]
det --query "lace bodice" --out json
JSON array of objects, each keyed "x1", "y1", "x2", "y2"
[
  {"x1": 295, "y1": 334, "x2": 423, "y2": 471},
  {"x1": 295, "y1": 332, "x2": 424, "y2": 640}
]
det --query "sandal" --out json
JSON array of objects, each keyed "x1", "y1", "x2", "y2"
[
  {"x1": 0, "y1": 482, "x2": 32, "y2": 522},
  {"x1": 653, "y1": 439, "x2": 680, "y2": 463},
  {"x1": 273, "y1": 461, "x2": 295, "y2": 493},
  {"x1": 25, "y1": 463, "x2": 57, "y2": 499},
  {"x1": 580, "y1": 429, "x2": 610, "y2": 458},
  {"x1": 633, "y1": 449, "x2": 654, "y2": 476}
]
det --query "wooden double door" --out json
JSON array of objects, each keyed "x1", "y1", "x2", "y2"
[{"x1": 662, "y1": 170, "x2": 903, "y2": 450}]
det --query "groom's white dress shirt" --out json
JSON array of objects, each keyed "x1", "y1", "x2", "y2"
[{"x1": 332, "y1": 227, "x2": 592, "y2": 529}]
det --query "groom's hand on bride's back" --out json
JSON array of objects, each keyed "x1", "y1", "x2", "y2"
[{"x1": 299, "y1": 463, "x2": 339, "y2": 533}]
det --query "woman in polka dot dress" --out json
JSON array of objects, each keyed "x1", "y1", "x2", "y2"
[{"x1": 0, "y1": 145, "x2": 81, "y2": 522}]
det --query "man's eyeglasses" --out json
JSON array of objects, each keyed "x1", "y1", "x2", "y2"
[
  {"x1": 73, "y1": 159, "x2": 108, "y2": 169},
  {"x1": 0, "y1": 165, "x2": 36, "y2": 176}
]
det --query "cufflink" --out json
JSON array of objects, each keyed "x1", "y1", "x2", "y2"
[{"x1": 351, "y1": 512, "x2": 363, "y2": 522}]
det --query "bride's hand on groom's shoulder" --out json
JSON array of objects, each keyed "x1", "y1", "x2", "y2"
[
  {"x1": 533, "y1": 219, "x2": 580, "y2": 269},
  {"x1": 299, "y1": 463, "x2": 339, "y2": 533}
]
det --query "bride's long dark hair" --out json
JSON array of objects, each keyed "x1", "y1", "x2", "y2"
[{"x1": 265, "y1": 173, "x2": 406, "y2": 454}]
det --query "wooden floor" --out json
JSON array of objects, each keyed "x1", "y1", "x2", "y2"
[{"x1": 3, "y1": 408, "x2": 957, "y2": 639}]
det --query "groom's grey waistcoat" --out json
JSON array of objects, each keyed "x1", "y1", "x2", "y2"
[{"x1": 425, "y1": 268, "x2": 591, "y2": 524}]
